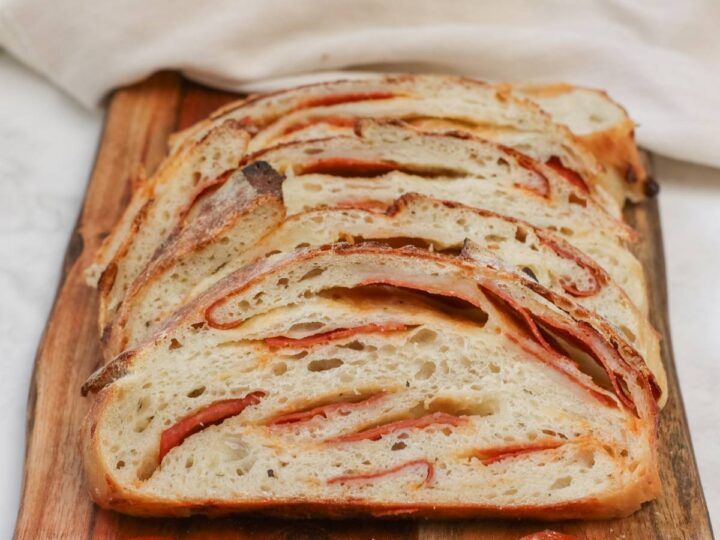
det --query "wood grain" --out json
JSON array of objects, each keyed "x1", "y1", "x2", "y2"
[{"x1": 13, "y1": 72, "x2": 714, "y2": 540}]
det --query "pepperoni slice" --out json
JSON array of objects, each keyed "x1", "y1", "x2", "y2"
[
  {"x1": 159, "y1": 391, "x2": 265, "y2": 463},
  {"x1": 264, "y1": 323, "x2": 407, "y2": 349},
  {"x1": 538, "y1": 233, "x2": 605, "y2": 297},
  {"x1": 327, "y1": 459, "x2": 434, "y2": 487},
  {"x1": 545, "y1": 156, "x2": 589, "y2": 193},
  {"x1": 474, "y1": 440, "x2": 565, "y2": 465},
  {"x1": 295, "y1": 92, "x2": 396, "y2": 110},
  {"x1": 327, "y1": 412, "x2": 466, "y2": 443},
  {"x1": 268, "y1": 392, "x2": 386, "y2": 426},
  {"x1": 298, "y1": 157, "x2": 400, "y2": 177}
]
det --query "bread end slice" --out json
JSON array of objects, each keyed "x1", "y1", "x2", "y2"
[{"x1": 102, "y1": 161, "x2": 285, "y2": 358}]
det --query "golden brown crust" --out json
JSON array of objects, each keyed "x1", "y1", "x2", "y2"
[
  {"x1": 89, "y1": 136, "x2": 196, "y2": 287},
  {"x1": 88, "y1": 493, "x2": 656, "y2": 520},
  {"x1": 92, "y1": 122, "x2": 252, "y2": 333},
  {"x1": 514, "y1": 83, "x2": 649, "y2": 201},
  {"x1": 96, "y1": 195, "x2": 153, "y2": 331},
  {"x1": 81, "y1": 350, "x2": 135, "y2": 396},
  {"x1": 579, "y1": 122, "x2": 648, "y2": 200}
]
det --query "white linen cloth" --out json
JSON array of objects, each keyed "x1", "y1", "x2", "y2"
[{"x1": 1, "y1": 0, "x2": 720, "y2": 168}]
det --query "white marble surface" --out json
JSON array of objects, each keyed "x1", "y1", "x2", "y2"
[
  {"x1": 0, "y1": 54, "x2": 102, "y2": 538},
  {"x1": 0, "y1": 51, "x2": 718, "y2": 536}
]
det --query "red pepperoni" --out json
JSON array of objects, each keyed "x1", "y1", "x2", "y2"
[
  {"x1": 545, "y1": 156, "x2": 589, "y2": 193},
  {"x1": 327, "y1": 412, "x2": 466, "y2": 443},
  {"x1": 159, "y1": 391, "x2": 265, "y2": 463},
  {"x1": 298, "y1": 157, "x2": 400, "y2": 177},
  {"x1": 268, "y1": 392, "x2": 387, "y2": 426},
  {"x1": 475, "y1": 440, "x2": 565, "y2": 465},
  {"x1": 327, "y1": 459, "x2": 435, "y2": 487},
  {"x1": 295, "y1": 92, "x2": 396, "y2": 110},
  {"x1": 264, "y1": 323, "x2": 407, "y2": 349}
]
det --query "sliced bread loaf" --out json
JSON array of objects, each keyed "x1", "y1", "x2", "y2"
[
  {"x1": 102, "y1": 161, "x2": 285, "y2": 355},
  {"x1": 171, "y1": 75, "x2": 645, "y2": 205},
  {"x1": 88, "y1": 121, "x2": 250, "y2": 329},
  {"x1": 82, "y1": 75, "x2": 661, "y2": 521},
  {"x1": 82, "y1": 244, "x2": 659, "y2": 518},
  {"x1": 247, "y1": 121, "x2": 647, "y2": 311},
  {"x1": 107, "y1": 192, "x2": 663, "y2": 405}
]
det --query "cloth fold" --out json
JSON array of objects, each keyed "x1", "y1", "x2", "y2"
[{"x1": 1, "y1": 0, "x2": 719, "y2": 168}]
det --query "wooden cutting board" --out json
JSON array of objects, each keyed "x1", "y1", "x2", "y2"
[{"x1": 13, "y1": 72, "x2": 713, "y2": 539}]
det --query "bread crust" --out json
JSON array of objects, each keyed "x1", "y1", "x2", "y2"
[
  {"x1": 506, "y1": 83, "x2": 649, "y2": 202},
  {"x1": 92, "y1": 122, "x2": 251, "y2": 330}
]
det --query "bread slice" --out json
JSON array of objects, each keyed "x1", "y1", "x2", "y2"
[
  {"x1": 105, "y1": 122, "x2": 651, "y2": 363},
  {"x1": 107, "y1": 192, "x2": 664, "y2": 405},
  {"x1": 89, "y1": 76, "x2": 643, "y2": 329},
  {"x1": 88, "y1": 121, "x2": 251, "y2": 330},
  {"x1": 91, "y1": 117, "x2": 640, "y2": 339},
  {"x1": 513, "y1": 84, "x2": 650, "y2": 203},
  {"x1": 101, "y1": 161, "x2": 285, "y2": 355},
  {"x1": 171, "y1": 75, "x2": 644, "y2": 206},
  {"x1": 247, "y1": 121, "x2": 646, "y2": 310},
  {"x1": 81, "y1": 244, "x2": 659, "y2": 519},
  {"x1": 171, "y1": 75, "x2": 610, "y2": 201}
]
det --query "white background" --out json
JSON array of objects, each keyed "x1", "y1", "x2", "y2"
[{"x1": 0, "y1": 52, "x2": 717, "y2": 536}]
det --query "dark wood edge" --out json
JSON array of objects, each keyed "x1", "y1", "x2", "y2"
[{"x1": 637, "y1": 158, "x2": 713, "y2": 533}]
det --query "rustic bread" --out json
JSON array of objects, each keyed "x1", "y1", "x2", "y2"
[
  {"x1": 87, "y1": 121, "x2": 250, "y2": 329},
  {"x1": 88, "y1": 76, "x2": 642, "y2": 330},
  {"x1": 98, "y1": 119, "x2": 646, "y2": 347},
  {"x1": 107, "y1": 192, "x2": 663, "y2": 405},
  {"x1": 171, "y1": 75, "x2": 645, "y2": 205},
  {"x1": 248, "y1": 121, "x2": 647, "y2": 311},
  {"x1": 102, "y1": 161, "x2": 285, "y2": 355},
  {"x1": 82, "y1": 75, "x2": 661, "y2": 520},
  {"x1": 82, "y1": 244, "x2": 659, "y2": 519}
]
